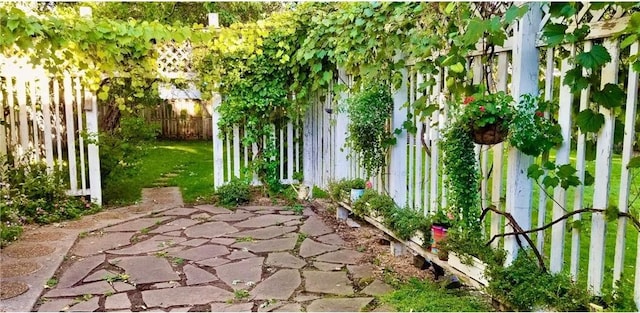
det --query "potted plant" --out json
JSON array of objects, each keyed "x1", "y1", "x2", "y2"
[
  {"x1": 430, "y1": 210, "x2": 452, "y2": 255},
  {"x1": 459, "y1": 91, "x2": 514, "y2": 145},
  {"x1": 349, "y1": 178, "x2": 366, "y2": 203}
]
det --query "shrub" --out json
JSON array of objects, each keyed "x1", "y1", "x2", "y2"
[
  {"x1": 0, "y1": 155, "x2": 101, "y2": 246},
  {"x1": 216, "y1": 177, "x2": 251, "y2": 207}
]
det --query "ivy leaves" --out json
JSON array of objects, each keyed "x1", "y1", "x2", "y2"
[{"x1": 527, "y1": 162, "x2": 593, "y2": 190}]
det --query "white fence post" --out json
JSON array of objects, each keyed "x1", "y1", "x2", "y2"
[
  {"x1": 389, "y1": 61, "x2": 408, "y2": 207},
  {"x1": 85, "y1": 90, "x2": 102, "y2": 205},
  {"x1": 211, "y1": 93, "x2": 224, "y2": 190},
  {"x1": 504, "y1": 2, "x2": 540, "y2": 265},
  {"x1": 334, "y1": 68, "x2": 350, "y2": 181}
]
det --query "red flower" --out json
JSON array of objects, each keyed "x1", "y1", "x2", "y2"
[
  {"x1": 479, "y1": 106, "x2": 486, "y2": 112},
  {"x1": 365, "y1": 181, "x2": 373, "y2": 189},
  {"x1": 535, "y1": 111, "x2": 544, "y2": 117},
  {"x1": 463, "y1": 96, "x2": 474, "y2": 104}
]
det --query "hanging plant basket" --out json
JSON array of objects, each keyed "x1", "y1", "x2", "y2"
[{"x1": 470, "y1": 120, "x2": 508, "y2": 145}]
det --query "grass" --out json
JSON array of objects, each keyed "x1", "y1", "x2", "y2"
[
  {"x1": 382, "y1": 278, "x2": 493, "y2": 312},
  {"x1": 104, "y1": 140, "x2": 213, "y2": 205}
]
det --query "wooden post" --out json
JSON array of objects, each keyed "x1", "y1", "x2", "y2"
[
  {"x1": 334, "y1": 68, "x2": 350, "y2": 181},
  {"x1": 504, "y1": 2, "x2": 540, "y2": 265},
  {"x1": 211, "y1": 93, "x2": 224, "y2": 190},
  {"x1": 491, "y1": 52, "x2": 508, "y2": 248},
  {"x1": 208, "y1": 13, "x2": 220, "y2": 28},
  {"x1": 389, "y1": 61, "x2": 408, "y2": 207},
  {"x1": 303, "y1": 95, "x2": 314, "y2": 193},
  {"x1": 85, "y1": 91, "x2": 102, "y2": 204},
  {"x1": 588, "y1": 38, "x2": 619, "y2": 295}
]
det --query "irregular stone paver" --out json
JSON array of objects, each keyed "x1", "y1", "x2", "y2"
[
  {"x1": 104, "y1": 293, "x2": 131, "y2": 310},
  {"x1": 234, "y1": 214, "x2": 301, "y2": 228},
  {"x1": 228, "y1": 249, "x2": 257, "y2": 260},
  {"x1": 209, "y1": 238, "x2": 236, "y2": 245},
  {"x1": 190, "y1": 213, "x2": 211, "y2": 220},
  {"x1": 183, "y1": 265, "x2": 217, "y2": 285},
  {"x1": 227, "y1": 226, "x2": 297, "y2": 240},
  {"x1": 0, "y1": 261, "x2": 42, "y2": 278},
  {"x1": 250, "y1": 269, "x2": 301, "y2": 300},
  {"x1": 265, "y1": 252, "x2": 306, "y2": 269},
  {"x1": 180, "y1": 238, "x2": 209, "y2": 247},
  {"x1": 2, "y1": 243, "x2": 55, "y2": 258},
  {"x1": 151, "y1": 218, "x2": 199, "y2": 234},
  {"x1": 67, "y1": 297, "x2": 99, "y2": 312},
  {"x1": 294, "y1": 294, "x2": 320, "y2": 302},
  {"x1": 238, "y1": 206, "x2": 281, "y2": 211},
  {"x1": 164, "y1": 231, "x2": 182, "y2": 236},
  {"x1": 112, "y1": 282, "x2": 136, "y2": 292},
  {"x1": 184, "y1": 222, "x2": 238, "y2": 238},
  {"x1": 316, "y1": 233, "x2": 347, "y2": 246},
  {"x1": 161, "y1": 207, "x2": 200, "y2": 216},
  {"x1": 193, "y1": 205, "x2": 232, "y2": 215},
  {"x1": 372, "y1": 304, "x2": 397, "y2": 312},
  {"x1": 273, "y1": 303, "x2": 302, "y2": 312},
  {"x1": 170, "y1": 244, "x2": 229, "y2": 261},
  {"x1": 215, "y1": 257, "x2": 264, "y2": 289},
  {"x1": 210, "y1": 302, "x2": 254, "y2": 312},
  {"x1": 72, "y1": 232, "x2": 134, "y2": 256},
  {"x1": 36, "y1": 299, "x2": 73, "y2": 312},
  {"x1": 347, "y1": 264, "x2": 377, "y2": 279},
  {"x1": 45, "y1": 281, "x2": 114, "y2": 297},
  {"x1": 362, "y1": 279, "x2": 393, "y2": 296},
  {"x1": 300, "y1": 216, "x2": 332, "y2": 237},
  {"x1": 210, "y1": 212, "x2": 255, "y2": 222},
  {"x1": 307, "y1": 298, "x2": 373, "y2": 312},
  {"x1": 314, "y1": 262, "x2": 343, "y2": 271},
  {"x1": 284, "y1": 220, "x2": 303, "y2": 227},
  {"x1": 232, "y1": 237, "x2": 297, "y2": 253},
  {"x1": 57, "y1": 255, "x2": 105, "y2": 288},
  {"x1": 196, "y1": 257, "x2": 230, "y2": 268},
  {"x1": 107, "y1": 235, "x2": 186, "y2": 255},
  {"x1": 103, "y1": 217, "x2": 170, "y2": 232},
  {"x1": 303, "y1": 208, "x2": 316, "y2": 216},
  {"x1": 83, "y1": 269, "x2": 116, "y2": 283},
  {"x1": 142, "y1": 286, "x2": 234, "y2": 308},
  {"x1": 109, "y1": 256, "x2": 179, "y2": 284},
  {"x1": 303, "y1": 271, "x2": 353, "y2": 295},
  {"x1": 315, "y1": 249, "x2": 364, "y2": 264},
  {"x1": 153, "y1": 281, "x2": 181, "y2": 289},
  {"x1": 298, "y1": 239, "x2": 339, "y2": 258}
]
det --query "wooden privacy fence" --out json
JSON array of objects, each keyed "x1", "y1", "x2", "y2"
[{"x1": 0, "y1": 56, "x2": 102, "y2": 204}]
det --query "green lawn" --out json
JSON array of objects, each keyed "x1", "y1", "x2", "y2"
[{"x1": 103, "y1": 140, "x2": 214, "y2": 205}]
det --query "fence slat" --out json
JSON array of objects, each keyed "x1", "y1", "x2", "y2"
[
  {"x1": 389, "y1": 66, "x2": 409, "y2": 207},
  {"x1": 504, "y1": 3, "x2": 540, "y2": 264},
  {"x1": 429, "y1": 72, "x2": 441, "y2": 214},
  {"x1": 85, "y1": 91, "x2": 101, "y2": 204},
  {"x1": 588, "y1": 38, "x2": 620, "y2": 295},
  {"x1": 211, "y1": 93, "x2": 224, "y2": 189},
  {"x1": 571, "y1": 40, "x2": 591, "y2": 280},
  {"x1": 407, "y1": 69, "x2": 415, "y2": 209},
  {"x1": 287, "y1": 121, "x2": 294, "y2": 181},
  {"x1": 537, "y1": 47, "x2": 554, "y2": 253},
  {"x1": 615, "y1": 41, "x2": 639, "y2": 284},
  {"x1": 233, "y1": 125, "x2": 240, "y2": 178},
  {"x1": 75, "y1": 77, "x2": 87, "y2": 194},
  {"x1": 491, "y1": 52, "x2": 509, "y2": 248},
  {"x1": 53, "y1": 79, "x2": 63, "y2": 170},
  {"x1": 29, "y1": 78, "x2": 39, "y2": 161},
  {"x1": 17, "y1": 76, "x2": 29, "y2": 153},
  {"x1": 7, "y1": 77, "x2": 17, "y2": 152},
  {"x1": 414, "y1": 73, "x2": 424, "y2": 211},
  {"x1": 303, "y1": 98, "x2": 313, "y2": 190},
  {"x1": 0, "y1": 79, "x2": 5, "y2": 157},
  {"x1": 63, "y1": 74, "x2": 78, "y2": 192},
  {"x1": 40, "y1": 77, "x2": 53, "y2": 168},
  {"x1": 550, "y1": 46, "x2": 575, "y2": 273}
]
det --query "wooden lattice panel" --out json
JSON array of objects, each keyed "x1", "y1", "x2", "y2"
[
  {"x1": 539, "y1": 2, "x2": 633, "y2": 38},
  {"x1": 156, "y1": 41, "x2": 194, "y2": 78}
]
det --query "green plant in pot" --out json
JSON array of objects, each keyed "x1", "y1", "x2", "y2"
[
  {"x1": 348, "y1": 178, "x2": 366, "y2": 203},
  {"x1": 459, "y1": 91, "x2": 514, "y2": 145}
]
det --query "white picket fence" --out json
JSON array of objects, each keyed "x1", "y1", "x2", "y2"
[
  {"x1": 209, "y1": 2, "x2": 640, "y2": 304},
  {"x1": 0, "y1": 56, "x2": 102, "y2": 204}
]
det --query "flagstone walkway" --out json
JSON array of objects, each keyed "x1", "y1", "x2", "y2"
[{"x1": 1, "y1": 187, "x2": 393, "y2": 312}]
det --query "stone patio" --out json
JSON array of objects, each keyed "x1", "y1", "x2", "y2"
[{"x1": 1, "y1": 187, "x2": 394, "y2": 312}]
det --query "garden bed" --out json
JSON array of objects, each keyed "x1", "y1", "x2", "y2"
[{"x1": 337, "y1": 201, "x2": 489, "y2": 289}]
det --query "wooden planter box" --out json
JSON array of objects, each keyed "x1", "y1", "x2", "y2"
[{"x1": 448, "y1": 252, "x2": 489, "y2": 286}]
